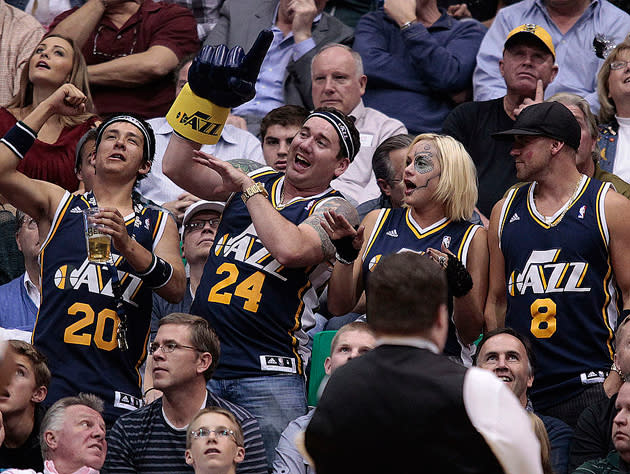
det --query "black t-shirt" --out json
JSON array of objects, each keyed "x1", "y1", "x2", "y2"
[
  {"x1": 0, "y1": 404, "x2": 45, "y2": 471},
  {"x1": 442, "y1": 97, "x2": 516, "y2": 217}
]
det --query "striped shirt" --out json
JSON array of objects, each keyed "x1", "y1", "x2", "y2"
[{"x1": 102, "y1": 390, "x2": 268, "y2": 473}]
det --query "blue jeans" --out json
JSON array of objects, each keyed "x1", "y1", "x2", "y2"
[{"x1": 208, "y1": 374, "x2": 307, "y2": 466}]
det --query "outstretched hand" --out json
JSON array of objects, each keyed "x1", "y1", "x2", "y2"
[
  {"x1": 189, "y1": 30, "x2": 273, "y2": 108},
  {"x1": 321, "y1": 210, "x2": 364, "y2": 251},
  {"x1": 192, "y1": 150, "x2": 254, "y2": 195}
]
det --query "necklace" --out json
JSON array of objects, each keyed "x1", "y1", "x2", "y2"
[{"x1": 534, "y1": 176, "x2": 582, "y2": 227}]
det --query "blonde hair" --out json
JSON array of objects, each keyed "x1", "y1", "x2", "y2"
[
  {"x1": 7, "y1": 34, "x2": 96, "y2": 128},
  {"x1": 529, "y1": 413, "x2": 553, "y2": 474},
  {"x1": 597, "y1": 38, "x2": 630, "y2": 124},
  {"x1": 409, "y1": 133, "x2": 478, "y2": 221}
]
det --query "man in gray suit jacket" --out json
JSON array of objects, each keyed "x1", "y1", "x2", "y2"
[{"x1": 205, "y1": 0, "x2": 354, "y2": 135}]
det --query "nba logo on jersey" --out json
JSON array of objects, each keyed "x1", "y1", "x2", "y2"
[
  {"x1": 442, "y1": 235, "x2": 451, "y2": 249},
  {"x1": 578, "y1": 205, "x2": 586, "y2": 219}
]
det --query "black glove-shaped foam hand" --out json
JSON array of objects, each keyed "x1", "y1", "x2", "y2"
[{"x1": 188, "y1": 30, "x2": 273, "y2": 108}]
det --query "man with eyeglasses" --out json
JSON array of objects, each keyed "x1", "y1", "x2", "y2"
[
  {"x1": 148, "y1": 200, "x2": 225, "y2": 342},
  {"x1": 185, "y1": 407, "x2": 246, "y2": 474},
  {"x1": 0, "y1": 211, "x2": 40, "y2": 339},
  {"x1": 103, "y1": 313, "x2": 267, "y2": 474}
]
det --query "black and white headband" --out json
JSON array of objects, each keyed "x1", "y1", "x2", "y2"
[
  {"x1": 96, "y1": 115, "x2": 155, "y2": 163},
  {"x1": 307, "y1": 110, "x2": 358, "y2": 161}
]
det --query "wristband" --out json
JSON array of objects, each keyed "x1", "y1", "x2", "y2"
[
  {"x1": 137, "y1": 254, "x2": 174, "y2": 289},
  {"x1": 1, "y1": 121, "x2": 37, "y2": 159},
  {"x1": 166, "y1": 83, "x2": 230, "y2": 145},
  {"x1": 446, "y1": 253, "x2": 473, "y2": 298},
  {"x1": 332, "y1": 235, "x2": 359, "y2": 264}
]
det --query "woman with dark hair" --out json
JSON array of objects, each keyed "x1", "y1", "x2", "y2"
[{"x1": 1, "y1": 34, "x2": 98, "y2": 191}]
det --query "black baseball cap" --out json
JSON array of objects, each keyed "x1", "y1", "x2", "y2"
[{"x1": 492, "y1": 102, "x2": 581, "y2": 151}]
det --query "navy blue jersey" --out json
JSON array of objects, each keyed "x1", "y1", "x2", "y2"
[
  {"x1": 362, "y1": 207, "x2": 482, "y2": 364},
  {"x1": 192, "y1": 168, "x2": 342, "y2": 378},
  {"x1": 499, "y1": 176, "x2": 619, "y2": 409},
  {"x1": 34, "y1": 191, "x2": 169, "y2": 422}
]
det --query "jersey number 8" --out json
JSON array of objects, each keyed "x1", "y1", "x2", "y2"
[{"x1": 530, "y1": 298, "x2": 557, "y2": 338}]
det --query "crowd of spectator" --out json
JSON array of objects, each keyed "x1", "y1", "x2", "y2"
[{"x1": 4, "y1": 0, "x2": 630, "y2": 472}]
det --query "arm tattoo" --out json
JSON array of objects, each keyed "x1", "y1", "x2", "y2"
[{"x1": 303, "y1": 197, "x2": 359, "y2": 260}]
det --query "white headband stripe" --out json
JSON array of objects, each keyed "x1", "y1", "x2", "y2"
[{"x1": 308, "y1": 111, "x2": 355, "y2": 159}]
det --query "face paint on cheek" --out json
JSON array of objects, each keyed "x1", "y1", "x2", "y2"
[{"x1": 414, "y1": 153, "x2": 434, "y2": 174}]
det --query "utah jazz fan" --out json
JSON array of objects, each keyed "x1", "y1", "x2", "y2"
[
  {"x1": 487, "y1": 102, "x2": 630, "y2": 428},
  {"x1": 162, "y1": 33, "x2": 361, "y2": 463},
  {"x1": 0, "y1": 84, "x2": 186, "y2": 424}
]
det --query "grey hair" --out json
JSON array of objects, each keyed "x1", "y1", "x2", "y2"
[
  {"x1": 311, "y1": 43, "x2": 364, "y2": 77},
  {"x1": 40, "y1": 393, "x2": 104, "y2": 460},
  {"x1": 547, "y1": 92, "x2": 600, "y2": 162}
]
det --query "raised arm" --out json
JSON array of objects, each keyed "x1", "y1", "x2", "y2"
[
  {"x1": 484, "y1": 199, "x2": 507, "y2": 331},
  {"x1": 0, "y1": 84, "x2": 85, "y2": 236},
  {"x1": 163, "y1": 30, "x2": 272, "y2": 199}
]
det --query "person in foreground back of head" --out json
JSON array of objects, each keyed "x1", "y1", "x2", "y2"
[
  {"x1": 3, "y1": 393, "x2": 106, "y2": 474},
  {"x1": 304, "y1": 251, "x2": 543, "y2": 474}
]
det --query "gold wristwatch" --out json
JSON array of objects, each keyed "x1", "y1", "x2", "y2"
[{"x1": 241, "y1": 182, "x2": 269, "y2": 204}]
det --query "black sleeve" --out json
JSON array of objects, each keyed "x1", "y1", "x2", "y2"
[{"x1": 568, "y1": 394, "x2": 617, "y2": 471}]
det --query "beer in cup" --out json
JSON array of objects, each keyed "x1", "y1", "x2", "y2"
[{"x1": 83, "y1": 207, "x2": 111, "y2": 263}]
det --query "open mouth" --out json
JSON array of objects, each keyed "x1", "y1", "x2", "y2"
[
  {"x1": 36, "y1": 61, "x2": 50, "y2": 69},
  {"x1": 108, "y1": 153, "x2": 125, "y2": 161},
  {"x1": 404, "y1": 179, "x2": 417, "y2": 193},
  {"x1": 204, "y1": 448, "x2": 221, "y2": 455},
  {"x1": 624, "y1": 77, "x2": 630, "y2": 84},
  {"x1": 294, "y1": 154, "x2": 311, "y2": 169}
]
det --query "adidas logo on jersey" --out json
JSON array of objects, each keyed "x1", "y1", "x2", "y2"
[
  {"x1": 509, "y1": 213, "x2": 520, "y2": 223},
  {"x1": 70, "y1": 206, "x2": 83, "y2": 214},
  {"x1": 386, "y1": 229, "x2": 398, "y2": 237}
]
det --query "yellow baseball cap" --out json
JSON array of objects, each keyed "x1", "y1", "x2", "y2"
[{"x1": 504, "y1": 24, "x2": 555, "y2": 60}]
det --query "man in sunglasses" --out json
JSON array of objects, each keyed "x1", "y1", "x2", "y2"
[{"x1": 104, "y1": 313, "x2": 267, "y2": 474}]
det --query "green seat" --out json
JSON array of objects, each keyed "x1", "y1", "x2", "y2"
[{"x1": 307, "y1": 330, "x2": 337, "y2": 406}]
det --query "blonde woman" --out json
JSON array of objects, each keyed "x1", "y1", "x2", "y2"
[
  {"x1": 322, "y1": 133, "x2": 487, "y2": 364},
  {"x1": 1, "y1": 34, "x2": 97, "y2": 191}
]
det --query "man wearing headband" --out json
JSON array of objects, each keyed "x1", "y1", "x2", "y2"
[
  {"x1": 0, "y1": 84, "x2": 186, "y2": 424},
  {"x1": 163, "y1": 46, "x2": 361, "y2": 463}
]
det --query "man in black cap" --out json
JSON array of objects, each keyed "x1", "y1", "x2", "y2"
[{"x1": 486, "y1": 101, "x2": 630, "y2": 428}]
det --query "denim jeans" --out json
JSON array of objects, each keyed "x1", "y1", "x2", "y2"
[{"x1": 208, "y1": 374, "x2": 307, "y2": 466}]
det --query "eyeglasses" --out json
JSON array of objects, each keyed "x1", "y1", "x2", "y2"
[
  {"x1": 93, "y1": 24, "x2": 138, "y2": 59},
  {"x1": 184, "y1": 219, "x2": 221, "y2": 232},
  {"x1": 148, "y1": 342, "x2": 199, "y2": 354},
  {"x1": 191, "y1": 427, "x2": 238, "y2": 443},
  {"x1": 611, "y1": 60, "x2": 630, "y2": 70}
]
